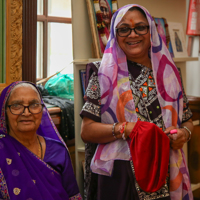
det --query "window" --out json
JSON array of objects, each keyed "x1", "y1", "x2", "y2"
[{"x1": 37, "y1": 0, "x2": 73, "y2": 79}]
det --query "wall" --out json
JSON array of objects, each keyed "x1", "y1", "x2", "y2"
[
  {"x1": 118, "y1": 0, "x2": 186, "y2": 24},
  {"x1": 72, "y1": 0, "x2": 93, "y2": 60},
  {"x1": 186, "y1": 0, "x2": 200, "y2": 97}
]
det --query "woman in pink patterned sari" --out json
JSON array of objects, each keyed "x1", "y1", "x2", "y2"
[{"x1": 80, "y1": 4, "x2": 194, "y2": 200}]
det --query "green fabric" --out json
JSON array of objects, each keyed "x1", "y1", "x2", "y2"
[{"x1": 45, "y1": 73, "x2": 74, "y2": 100}]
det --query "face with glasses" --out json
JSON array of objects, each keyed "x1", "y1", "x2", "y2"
[
  {"x1": 116, "y1": 9, "x2": 151, "y2": 62},
  {"x1": 6, "y1": 85, "x2": 43, "y2": 136},
  {"x1": 100, "y1": 0, "x2": 111, "y2": 30}
]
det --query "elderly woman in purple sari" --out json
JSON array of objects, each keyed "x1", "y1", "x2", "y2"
[{"x1": 0, "y1": 81, "x2": 82, "y2": 200}]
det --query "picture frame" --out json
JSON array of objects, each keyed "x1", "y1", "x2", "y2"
[
  {"x1": 0, "y1": 0, "x2": 22, "y2": 94},
  {"x1": 86, "y1": 0, "x2": 118, "y2": 58},
  {"x1": 168, "y1": 22, "x2": 188, "y2": 57},
  {"x1": 153, "y1": 17, "x2": 174, "y2": 58}
]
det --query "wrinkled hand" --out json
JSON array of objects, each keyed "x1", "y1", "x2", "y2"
[{"x1": 164, "y1": 126, "x2": 187, "y2": 150}]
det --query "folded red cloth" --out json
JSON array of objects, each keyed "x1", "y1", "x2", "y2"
[{"x1": 129, "y1": 121, "x2": 170, "y2": 192}]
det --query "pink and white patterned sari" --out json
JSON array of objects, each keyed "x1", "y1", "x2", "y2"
[{"x1": 91, "y1": 4, "x2": 193, "y2": 200}]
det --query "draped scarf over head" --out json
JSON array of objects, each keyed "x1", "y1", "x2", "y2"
[
  {"x1": 97, "y1": 0, "x2": 113, "y2": 52},
  {"x1": 91, "y1": 4, "x2": 193, "y2": 200}
]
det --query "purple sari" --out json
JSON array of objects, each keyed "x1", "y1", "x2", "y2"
[{"x1": 0, "y1": 81, "x2": 82, "y2": 200}]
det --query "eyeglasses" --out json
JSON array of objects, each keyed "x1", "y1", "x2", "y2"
[
  {"x1": 7, "y1": 103, "x2": 44, "y2": 115},
  {"x1": 100, "y1": 7, "x2": 109, "y2": 13},
  {"x1": 116, "y1": 25, "x2": 149, "y2": 37}
]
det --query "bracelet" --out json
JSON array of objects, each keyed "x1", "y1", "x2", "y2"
[
  {"x1": 112, "y1": 123, "x2": 118, "y2": 139},
  {"x1": 119, "y1": 122, "x2": 128, "y2": 140},
  {"x1": 119, "y1": 122, "x2": 126, "y2": 134},
  {"x1": 181, "y1": 128, "x2": 188, "y2": 142},
  {"x1": 123, "y1": 122, "x2": 128, "y2": 140},
  {"x1": 182, "y1": 126, "x2": 192, "y2": 142}
]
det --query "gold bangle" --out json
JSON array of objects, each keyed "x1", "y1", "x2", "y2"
[
  {"x1": 112, "y1": 123, "x2": 118, "y2": 139},
  {"x1": 121, "y1": 122, "x2": 128, "y2": 140},
  {"x1": 124, "y1": 122, "x2": 128, "y2": 139}
]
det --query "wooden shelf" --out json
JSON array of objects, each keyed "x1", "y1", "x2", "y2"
[
  {"x1": 193, "y1": 120, "x2": 200, "y2": 126},
  {"x1": 77, "y1": 147, "x2": 85, "y2": 152},
  {"x1": 173, "y1": 57, "x2": 199, "y2": 62},
  {"x1": 191, "y1": 183, "x2": 200, "y2": 191},
  {"x1": 73, "y1": 58, "x2": 101, "y2": 65},
  {"x1": 73, "y1": 57, "x2": 199, "y2": 65},
  {"x1": 73, "y1": 59, "x2": 88, "y2": 65}
]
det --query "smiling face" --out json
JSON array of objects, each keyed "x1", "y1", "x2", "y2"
[
  {"x1": 116, "y1": 9, "x2": 151, "y2": 63},
  {"x1": 6, "y1": 85, "x2": 43, "y2": 136},
  {"x1": 100, "y1": 0, "x2": 111, "y2": 27}
]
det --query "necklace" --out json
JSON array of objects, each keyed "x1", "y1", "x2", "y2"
[
  {"x1": 144, "y1": 60, "x2": 152, "y2": 75},
  {"x1": 37, "y1": 135, "x2": 43, "y2": 160}
]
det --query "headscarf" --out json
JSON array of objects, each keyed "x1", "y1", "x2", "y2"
[
  {"x1": 99, "y1": 0, "x2": 112, "y2": 27},
  {"x1": 91, "y1": 4, "x2": 193, "y2": 199},
  {"x1": 97, "y1": 0, "x2": 113, "y2": 53},
  {"x1": 0, "y1": 81, "x2": 81, "y2": 200}
]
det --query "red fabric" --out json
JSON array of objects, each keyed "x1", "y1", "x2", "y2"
[{"x1": 129, "y1": 121, "x2": 170, "y2": 192}]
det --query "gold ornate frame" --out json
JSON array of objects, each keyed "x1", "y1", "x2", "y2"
[
  {"x1": 0, "y1": 0, "x2": 22, "y2": 94},
  {"x1": 85, "y1": 0, "x2": 118, "y2": 58},
  {"x1": 85, "y1": 0, "x2": 101, "y2": 58}
]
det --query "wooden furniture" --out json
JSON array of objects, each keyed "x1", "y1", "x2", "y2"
[
  {"x1": 72, "y1": 0, "x2": 199, "y2": 196},
  {"x1": 187, "y1": 96, "x2": 200, "y2": 197},
  {"x1": 48, "y1": 107, "x2": 76, "y2": 172},
  {"x1": 48, "y1": 107, "x2": 62, "y2": 131}
]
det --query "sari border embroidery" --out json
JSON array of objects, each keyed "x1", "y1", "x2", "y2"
[
  {"x1": 69, "y1": 193, "x2": 82, "y2": 200},
  {"x1": 82, "y1": 102, "x2": 101, "y2": 117},
  {"x1": 0, "y1": 168, "x2": 10, "y2": 200},
  {"x1": 130, "y1": 160, "x2": 170, "y2": 200}
]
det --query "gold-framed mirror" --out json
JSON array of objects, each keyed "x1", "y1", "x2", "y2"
[{"x1": 0, "y1": 0, "x2": 22, "y2": 94}]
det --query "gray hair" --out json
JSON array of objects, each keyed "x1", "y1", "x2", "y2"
[{"x1": 7, "y1": 82, "x2": 41, "y2": 103}]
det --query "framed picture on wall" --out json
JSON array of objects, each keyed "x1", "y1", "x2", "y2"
[
  {"x1": 153, "y1": 17, "x2": 174, "y2": 58},
  {"x1": 168, "y1": 22, "x2": 188, "y2": 57},
  {"x1": 86, "y1": 0, "x2": 118, "y2": 58}
]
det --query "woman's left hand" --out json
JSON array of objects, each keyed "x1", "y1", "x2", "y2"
[
  {"x1": 164, "y1": 119, "x2": 193, "y2": 150},
  {"x1": 164, "y1": 126, "x2": 187, "y2": 150}
]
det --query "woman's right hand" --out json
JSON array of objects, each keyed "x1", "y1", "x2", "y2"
[{"x1": 125, "y1": 122, "x2": 137, "y2": 137}]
